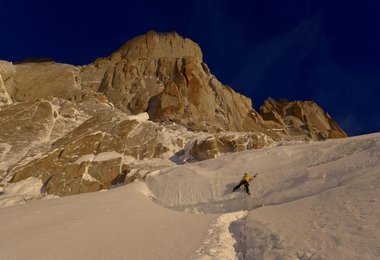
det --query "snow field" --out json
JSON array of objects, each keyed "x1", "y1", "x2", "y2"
[
  {"x1": 0, "y1": 182, "x2": 216, "y2": 260},
  {"x1": 146, "y1": 133, "x2": 380, "y2": 259},
  {"x1": 0, "y1": 133, "x2": 379, "y2": 259}
]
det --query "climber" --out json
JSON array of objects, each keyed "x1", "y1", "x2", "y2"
[{"x1": 232, "y1": 173, "x2": 257, "y2": 195}]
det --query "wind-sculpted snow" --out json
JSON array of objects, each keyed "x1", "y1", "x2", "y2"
[
  {"x1": 145, "y1": 133, "x2": 380, "y2": 259},
  {"x1": 0, "y1": 133, "x2": 379, "y2": 259},
  {"x1": 147, "y1": 133, "x2": 380, "y2": 214}
]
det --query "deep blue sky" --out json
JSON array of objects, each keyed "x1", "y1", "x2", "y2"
[{"x1": 1, "y1": 0, "x2": 379, "y2": 136}]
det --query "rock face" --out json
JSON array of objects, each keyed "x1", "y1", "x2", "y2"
[
  {"x1": 9, "y1": 112, "x2": 141, "y2": 196},
  {"x1": 5, "y1": 98, "x2": 193, "y2": 196},
  {"x1": 189, "y1": 132, "x2": 272, "y2": 161},
  {"x1": 4, "y1": 61, "x2": 83, "y2": 102},
  {"x1": 260, "y1": 98, "x2": 347, "y2": 140},
  {"x1": 83, "y1": 31, "x2": 264, "y2": 132},
  {"x1": 0, "y1": 31, "x2": 347, "y2": 198},
  {"x1": 0, "y1": 100, "x2": 56, "y2": 180},
  {"x1": 0, "y1": 61, "x2": 14, "y2": 105}
]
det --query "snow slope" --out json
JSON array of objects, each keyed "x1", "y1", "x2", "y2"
[
  {"x1": 0, "y1": 133, "x2": 379, "y2": 259},
  {"x1": 0, "y1": 183, "x2": 216, "y2": 260}
]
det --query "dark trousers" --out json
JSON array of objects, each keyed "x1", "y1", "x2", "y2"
[{"x1": 233, "y1": 180, "x2": 250, "y2": 194}]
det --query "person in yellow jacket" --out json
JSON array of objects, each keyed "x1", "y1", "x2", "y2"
[{"x1": 232, "y1": 173, "x2": 257, "y2": 195}]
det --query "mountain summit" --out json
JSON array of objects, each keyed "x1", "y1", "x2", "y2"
[
  {"x1": 82, "y1": 31, "x2": 346, "y2": 138},
  {"x1": 83, "y1": 31, "x2": 263, "y2": 133},
  {"x1": 0, "y1": 31, "x2": 346, "y2": 196}
]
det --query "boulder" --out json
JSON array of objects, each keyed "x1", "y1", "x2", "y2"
[
  {"x1": 190, "y1": 132, "x2": 274, "y2": 161},
  {"x1": 4, "y1": 62, "x2": 83, "y2": 102}
]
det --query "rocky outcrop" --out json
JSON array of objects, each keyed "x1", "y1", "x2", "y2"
[
  {"x1": 260, "y1": 97, "x2": 347, "y2": 140},
  {"x1": 0, "y1": 61, "x2": 14, "y2": 105},
  {"x1": 0, "y1": 75, "x2": 12, "y2": 106},
  {"x1": 3, "y1": 61, "x2": 83, "y2": 102},
  {"x1": 189, "y1": 132, "x2": 273, "y2": 161},
  {"x1": 85, "y1": 31, "x2": 265, "y2": 132},
  {"x1": 5, "y1": 103, "x2": 274, "y2": 196},
  {"x1": 8, "y1": 110, "x2": 189, "y2": 196},
  {"x1": 0, "y1": 100, "x2": 56, "y2": 180}
]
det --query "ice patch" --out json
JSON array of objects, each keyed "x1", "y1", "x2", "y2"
[
  {"x1": 73, "y1": 152, "x2": 123, "y2": 164},
  {"x1": 94, "y1": 151, "x2": 123, "y2": 162},
  {"x1": 126, "y1": 112, "x2": 149, "y2": 122},
  {"x1": 73, "y1": 154, "x2": 95, "y2": 164},
  {"x1": 82, "y1": 171, "x2": 98, "y2": 182},
  {"x1": 0, "y1": 177, "x2": 56, "y2": 208},
  {"x1": 3, "y1": 177, "x2": 42, "y2": 196},
  {"x1": 0, "y1": 143, "x2": 12, "y2": 173},
  {"x1": 80, "y1": 163, "x2": 98, "y2": 183}
]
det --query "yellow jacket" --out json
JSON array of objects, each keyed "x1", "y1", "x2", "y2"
[{"x1": 242, "y1": 173, "x2": 255, "y2": 182}]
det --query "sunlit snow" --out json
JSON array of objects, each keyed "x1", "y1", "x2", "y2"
[{"x1": 0, "y1": 133, "x2": 379, "y2": 259}]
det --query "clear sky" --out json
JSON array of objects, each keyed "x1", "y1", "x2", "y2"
[{"x1": 1, "y1": 0, "x2": 379, "y2": 136}]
